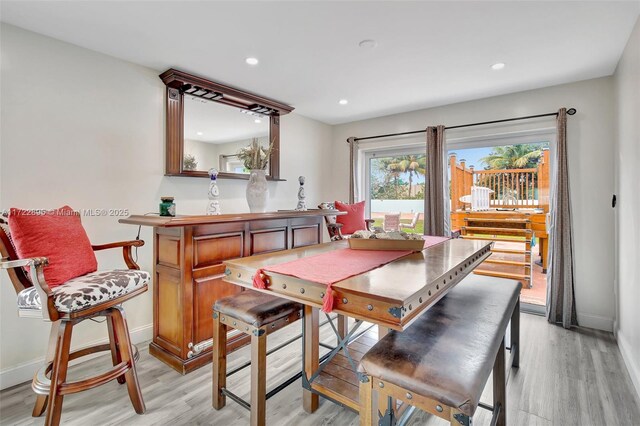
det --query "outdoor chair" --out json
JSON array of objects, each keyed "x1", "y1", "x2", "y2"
[{"x1": 399, "y1": 212, "x2": 421, "y2": 230}]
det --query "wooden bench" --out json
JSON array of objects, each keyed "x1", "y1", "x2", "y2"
[
  {"x1": 212, "y1": 290, "x2": 303, "y2": 426},
  {"x1": 358, "y1": 275, "x2": 521, "y2": 426}
]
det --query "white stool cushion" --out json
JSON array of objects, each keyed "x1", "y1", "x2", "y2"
[{"x1": 17, "y1": 269, "x2": 150, "y2": 313}]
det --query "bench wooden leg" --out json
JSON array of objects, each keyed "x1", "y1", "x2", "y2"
[
  {"x1": 45, "y1": 320, "x2": 73, "y2": 426},
  {"x1": 250, "y1": 332, "x2": 267, "y2": 426},
  {"x1": 359, "y1": 377, "x2": 374, "y2": 426},
  {"x1": 212, "y1": 312, "x2": 227, "y2": 410},
  {"x1": 511, "y1": 297, "x2": 520, "y2": 368},
  {"x1": 111, "y1": 306, "x2": 146, "y2": 414},
  {"x1": 493, "y1": 337, "x2": 506, "y2": 426},
  {"x1": 303, "y1": 306, "x2": 319, "y2": 413}
]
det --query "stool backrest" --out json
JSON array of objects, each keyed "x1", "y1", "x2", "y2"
[
  {"x1": 0, "y1": 213, "x2": 33, "y2": 294},
  {"x1": 318, "y1": 202, "x2": 338, "y2": 225}
]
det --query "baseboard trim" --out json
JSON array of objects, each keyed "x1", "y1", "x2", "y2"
[
  {"x1": 0, "y1": 323, "x2": 153, "y2": 391},
  {"x1": 577, "y1": 313, "x2": 614, "y2": 332},
  {"x1": 617, "y1": 330, "x2": 640, "y2": 400}
]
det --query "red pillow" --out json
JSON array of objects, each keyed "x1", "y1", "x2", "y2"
[
  {"x1": 334, "y1": 201, "x2": 367, "y2": 235},
  {"x1": 9, "y1": 206, "x2": 97, "y2": 288}
]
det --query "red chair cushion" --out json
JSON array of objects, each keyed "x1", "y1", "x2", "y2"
[
  {"x1": 334, "y1": 200, "x2": 367, "y2": 235},
  {"x1": 9, "y1": 206, "x2": 98, "y2": 288}
]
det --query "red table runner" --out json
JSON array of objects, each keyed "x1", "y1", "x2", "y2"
[{"x1": 253, "y1": 235, "x2": 449, "y2": 312}]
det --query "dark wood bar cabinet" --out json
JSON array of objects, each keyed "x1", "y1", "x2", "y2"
[{"x1": 120, "y1": 210, "x2": 337, "y2": 374}]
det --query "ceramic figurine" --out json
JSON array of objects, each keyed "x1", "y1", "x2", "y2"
[
  {"x1": 206, "y1": 168, "x2": 222, "y2": 215},
  {"x1": 295, "y1": 176, "x2": 307, "y2": 211}
]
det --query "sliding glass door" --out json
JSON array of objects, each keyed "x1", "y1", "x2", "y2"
[{"x1": 364, "y1": 149, "x2": 426, "y2": 235}]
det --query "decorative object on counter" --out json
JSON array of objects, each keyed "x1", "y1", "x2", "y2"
[
  {"x1": 206, "y1": 168, "x2": 222, "y2": 215},
  {"x1": 183, "y1": 154, "x2": 198, "y2": 171},
  {"x1": 295, "y1": 175, "x2": 307, "y2": 211},
  {"x1": 159, "y1": 197, "x2": 176, "y2": 217},
  {"x1": 348, "y1": 229, "x2": 431, "y2": 251},
  {"x1": 238, "y1": 138, "x2": 273, "y2": 213}
]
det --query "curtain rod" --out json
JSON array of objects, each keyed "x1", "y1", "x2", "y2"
[{"x1": 350, "y1": 108, "x2": 577, "y2": 143}]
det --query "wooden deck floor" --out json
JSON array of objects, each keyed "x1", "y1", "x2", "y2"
[{"x1": 1, "y1": 314, "x2": 638, "y2": 425}]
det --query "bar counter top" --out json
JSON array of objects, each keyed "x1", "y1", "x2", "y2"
[{"x1": 119, "y1": 209, "x2": 343, "y2": 227}]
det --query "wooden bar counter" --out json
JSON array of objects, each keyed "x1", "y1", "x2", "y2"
[{"x1": 119, "y1": 210, "x2": 340, "y2": 374}]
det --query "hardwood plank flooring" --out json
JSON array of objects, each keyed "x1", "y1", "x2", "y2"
[{"x1": 1, "y1": 314, "x2": 638, "y2": 425}]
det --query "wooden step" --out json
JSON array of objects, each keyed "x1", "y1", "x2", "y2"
[
  {"x1": 491, "y1": 248, "x2": 531, "y2": 255},
  {"x1": 464, "y1": 218, "x2": 531, "y2": 224},
  {"x1": 460, "y1": 235, "x2": 530, "y2": 244},
  {"x1": 463, "y1": 226, "x2": 532, "y2": 235},
  {"x1": 484, "y1": 259, "x2": 529, "y2": 267},
  {"x1": 473, "y1": 269, "x2": 530, "y2": 281}
]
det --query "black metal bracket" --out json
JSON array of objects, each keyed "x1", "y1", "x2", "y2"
[
  {"x1": 453, "y1": 413, "x2": 471, "y2": 425},
  {"x1": 388, "y1": 306, "x2": 404, "y2": 319},
  {"x1": 379, "y1": 396, "x2": 397, "y2": 426}
]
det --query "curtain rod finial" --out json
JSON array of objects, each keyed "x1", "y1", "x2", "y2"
[{"x1": 567, "y1": 108, "x2": 577, "y2": 115}]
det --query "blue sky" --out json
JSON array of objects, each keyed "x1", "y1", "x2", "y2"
[{"x1": 448, "y1": 147, "x2": 494, "y2": 169}]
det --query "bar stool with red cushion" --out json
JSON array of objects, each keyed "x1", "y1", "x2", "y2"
[
  {"x1": 0, "y1": 209, "x2": 149, "y2": 426},
  {"x1": 318, "y1": 201, "x2": 375, "y2": 241}
]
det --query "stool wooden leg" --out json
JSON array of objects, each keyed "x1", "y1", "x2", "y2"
[
  {"x1": 358, "y1": 378, "x2": 374, "y2": 426},
  {"x1": 32, "y1": 320, "x2": 60, "y2": 417},
  {"x1": 250, "y1": 332, "x2": 267, "y2": 426},
  {"x1": 303, "y1": 306, "x2": 319, "y2": 413},
  {"x1": 212, "y1": 312, "x2": 227, "y2": 409},
  {"x1": 45, "y1": 320, "x2": 73, "y2": 426},
  {"x1": 493, "y1": 338, "x2": 506, "y2": 426},
  {"x1": 107, "y1": 315, "x2": 126, "y2": 385},
  {"x1": 111, "y1": 306, "x2": 146, "y2": 414}
]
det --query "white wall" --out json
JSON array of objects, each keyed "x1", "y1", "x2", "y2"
[
  {"x1": 0, "y1": 24, "x2": 332, "y2": 388},
  {"x1": 613, "y1": 17, "x2": 640, "y2": 398},
  {"x1": 332, "y1": 77, "x2": 617, "y2": 332}
]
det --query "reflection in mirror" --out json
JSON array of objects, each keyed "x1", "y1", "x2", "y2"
[{"x1": 183, "y1": 95, "x2": 270, "y2": 174}]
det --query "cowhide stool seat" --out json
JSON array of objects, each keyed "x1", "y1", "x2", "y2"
[
  {"x1": 212, "y1": 290, "x2": 303, "y2": 426},
  {"x1": 358, "y1": 275, "x2": 521, "y2": 426}
]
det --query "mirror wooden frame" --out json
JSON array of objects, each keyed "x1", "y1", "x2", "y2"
[{"x1": 160, "y1": 69, "x2": 294, "y2": 180}]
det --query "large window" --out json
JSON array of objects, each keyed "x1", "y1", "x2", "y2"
[{"x1": 365, "y1": 150, "x2": 425, "y2": 234}]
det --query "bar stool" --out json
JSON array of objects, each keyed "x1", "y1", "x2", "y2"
[{"x1": 212, "y1": 290, "x2": 303, "y2": 426}]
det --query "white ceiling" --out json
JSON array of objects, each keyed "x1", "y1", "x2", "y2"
[{"x1": 1, "y1": 1, "x2": 638, "y2": 124}]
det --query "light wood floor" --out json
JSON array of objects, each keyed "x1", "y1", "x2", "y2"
[{"x1": 1, "y1": 314, "x2": 638, "y2": 425}]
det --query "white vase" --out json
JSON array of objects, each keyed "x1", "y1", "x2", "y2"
[{"x1": 246, "y1": 169, "x2": 269, "y2": 213}]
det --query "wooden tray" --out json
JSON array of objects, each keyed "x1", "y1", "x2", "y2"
[{"x1": 348, "y1": 238, "x2": 425, "y2": 251}]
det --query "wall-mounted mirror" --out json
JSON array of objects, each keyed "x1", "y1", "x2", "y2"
[
  {"x1": 183, "y1": 96, "x2": 270, "y2": 174},
  {"x1": 160, "y1": 69, "x2": 294, "y2": 180}
]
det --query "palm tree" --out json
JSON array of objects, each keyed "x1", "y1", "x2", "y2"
[
  {"x1": 397, "y1": 155, "x2": 426, "y2": 196},
  {"x1": 480, "y1": 144, "x2": 544, "y2": 170},
  {"x1": 386, "y1": 159, "x2": 404, "y2": 198}
]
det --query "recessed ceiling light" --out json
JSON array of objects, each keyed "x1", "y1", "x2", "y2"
[
  {"x1": 491, "y1": 62, "x2": 505, "y2": 70},
  {"x1": 254, "y1": 119, "x2": 262, "y2": 124},
  {"x1": 358, "y1": 39, "x2": 377, "y2": 49},
  {"x1": 245, "y1": 57, "x2": 259, "y2": 66},
  {"x1": 339, "y1": 99, "x2": 348, "y2": 105},
  {"x1": 196, "y1": 131, "x2": 203, "y2": 136}
]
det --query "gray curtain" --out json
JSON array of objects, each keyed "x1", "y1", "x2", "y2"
[
  {"x1": 546, "y1": 108, "x2": 577, "y2": 328},
  {"x1": 425, "y1": 125, "x2": 448, "y2": 236},
  {"x1": 347, "y1": 137, "x2": 359, "y2": 203}
]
